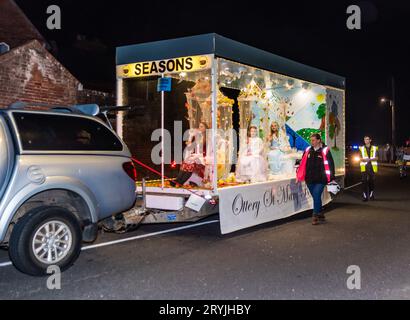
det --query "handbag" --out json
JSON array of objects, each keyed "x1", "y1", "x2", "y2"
[
  {"x1": 296, "y1": 151, "x2": 308, "y2": 182},
  {"x1": 327, "y1": 181, "x2": 341, "y2": 195}
]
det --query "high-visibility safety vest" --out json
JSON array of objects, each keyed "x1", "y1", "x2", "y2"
[
  {"x1": 302, "y1": 146, "x2": 332, "y2": 183},
  {"x1": 359, "y1": 145, "x2": 378, "y2": 173}
]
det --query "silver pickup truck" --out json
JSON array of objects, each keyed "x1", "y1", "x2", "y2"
[{"x1": 0, "y1": 106, "x2": 136, "y2": 276}]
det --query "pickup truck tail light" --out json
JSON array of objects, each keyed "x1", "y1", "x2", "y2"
[{"x1": 122, "y1": 161, "x2": 137, "y2": 181}]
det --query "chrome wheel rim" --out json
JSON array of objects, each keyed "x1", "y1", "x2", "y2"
[{"x1": 32, "y1": 220, "x2": 73, "y2": 264}]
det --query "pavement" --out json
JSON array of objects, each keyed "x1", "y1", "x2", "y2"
[{"x1": 1, "y1": 166, "x2": 410, "y2": 300}]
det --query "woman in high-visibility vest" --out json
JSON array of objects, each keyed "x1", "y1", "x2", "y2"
[
  {"x1": 359, "y1": 136, "x2": 379, "y2": 201},
  {"x1": 297, "y1": 133, "x2": 335, "y2": 225}
]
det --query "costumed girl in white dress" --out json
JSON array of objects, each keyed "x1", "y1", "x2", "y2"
[
  {"x1": 236, "y1": 126, "x2": 267, "y2": 183},
  {"x1": 266, "y1": 121, "x2": 295, "y2": 177}
]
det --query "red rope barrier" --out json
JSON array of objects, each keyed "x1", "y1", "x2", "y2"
[
  {"x1": 131, "y1": 157, "x2": 170, "y2": 180},
  {"x1": 130, "y1": 157, "x2": 211, "y2": 200}
]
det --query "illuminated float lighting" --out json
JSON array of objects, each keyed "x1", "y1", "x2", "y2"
[
  {"x1": 302, "y1": 82, "x2": 311, "y2": 91},
  {"x1": 285, "y1": 79, "x2": 294, "y2": 90}
]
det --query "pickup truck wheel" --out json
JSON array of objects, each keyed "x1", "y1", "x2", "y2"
[{"x1": 9, "y1": 206, "x2": 82, "y2": 276}]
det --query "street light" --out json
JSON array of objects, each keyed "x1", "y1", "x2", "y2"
[
  {"x1": 380, "y1": 96, "x2": 396, "y2": 147},
  {"x1": 380, "y1": 76, "x2": 396, "y2": 147}
]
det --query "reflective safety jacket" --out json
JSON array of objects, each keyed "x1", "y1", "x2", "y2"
[
  {"x1": 359, "y1": 145, "x2": 378, "y2": 173},
  {"x1": 299, "y1": 145, "x2": 334, "y2": 183}
]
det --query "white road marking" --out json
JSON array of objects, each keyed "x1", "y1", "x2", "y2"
[
  {"x1": 0, "y1": 219, "x2": 220, "y2": 268},
  {"x1": 81, "y1": 219, "x2": 220, "y2": 251},
  {"x1": 344, "y1": 182, "x2": 363, "y2": 190},
  {"x1": 0, "y1": 261, "x2": 12, "y2": 267}
]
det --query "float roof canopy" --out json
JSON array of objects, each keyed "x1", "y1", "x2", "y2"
[{"x1": 116, "y1": 33, "x2": 345, "y2": 89}]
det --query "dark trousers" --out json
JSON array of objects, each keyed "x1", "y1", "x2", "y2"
[
  {"x1": 362, "y1": 170, "x2": 375, "y2": 198},
  {"x1": 174, "y1": 170, "x2": 193, "y2": 186},
  {"x1": 307, "y1": 183, "x2": 326, "y2": 215}
]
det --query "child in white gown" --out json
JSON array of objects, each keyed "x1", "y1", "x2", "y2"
[
  {"x1": 267, "y1": 121, "x2": 292, "y2": 176},
  {"x1": 236, "y1": 126, "x2": 267, "y2": 183}
]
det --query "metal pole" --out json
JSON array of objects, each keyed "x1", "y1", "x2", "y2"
[
  {"x1": 116, "y1": 78, "x2": 124, "y2": 139},
  {"x1": 211, "y1": 56, "x2": 218, "y2": 194},
  {"x1": 161, "y1": 74, "x2": 165, "y2": 190},
  {"x1": 391, "y1": 76, "x2": 396, "y2": 148},
  {"x1": 142, "y1": 177, "x2": 147, "y2": 211}
]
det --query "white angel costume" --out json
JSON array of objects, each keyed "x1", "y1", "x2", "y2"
[
  {"x1": 236, "y1": 136, "x2": 267, "y2": 183},
  {"x1": 267, "y1": 130, "x2": 292, "y2": 175}
]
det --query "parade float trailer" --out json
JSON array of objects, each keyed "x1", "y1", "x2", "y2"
[{"x1": 115, "y1": 34, "x2": 345, "y2": 234}]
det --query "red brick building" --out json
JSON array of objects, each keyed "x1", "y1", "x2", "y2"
[{"x1": 0, "y1": 0, "x2": 113, "y2": 109}]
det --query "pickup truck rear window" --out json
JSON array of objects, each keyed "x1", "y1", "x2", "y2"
[{"x1": 13, "y1": 112, "x2": 123, "y2": 151}]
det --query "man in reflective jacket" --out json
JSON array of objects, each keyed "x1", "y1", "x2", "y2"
[{"x1": 359, "y1": 136, "x2": 379, "y2": 201}]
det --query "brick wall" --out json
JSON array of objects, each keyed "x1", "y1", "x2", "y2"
[
  {"x1": 77, "y1": 89, "x2": 115, "y2": 106},
  {"x1": 0, "y1": 40, "x2": 80, "y2": 108},
  {"x1": 0, "y1": 40, "x2": 114, "y2": 110}
]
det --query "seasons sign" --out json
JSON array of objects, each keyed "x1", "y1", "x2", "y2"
[{"x1": 116, "y1": 55, "x2": 212, "y2": 78}]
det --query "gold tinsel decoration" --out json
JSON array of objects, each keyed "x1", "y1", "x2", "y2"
[{"x1": 238, "y1": 79, "x2": 264, "y2": 100}]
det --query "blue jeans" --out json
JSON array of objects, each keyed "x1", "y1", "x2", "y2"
[{"x1": 307, "y1": 183, "x2": 326, "y2": 215}]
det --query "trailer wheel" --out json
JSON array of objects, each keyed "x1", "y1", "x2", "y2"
[{"x1": 9, "y1": 206, "x2": 82, "y2": 276}]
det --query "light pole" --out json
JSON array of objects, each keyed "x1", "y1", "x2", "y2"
[{"x1": 380, "y1": 76, "x2": 396, "y2": 148}]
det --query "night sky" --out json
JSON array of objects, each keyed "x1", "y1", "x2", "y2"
[{"x1": 15, "y1": 0, "x2": 410, "y2": 145}]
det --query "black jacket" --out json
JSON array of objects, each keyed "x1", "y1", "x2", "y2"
[{"x1": 304, "y1": 145, "x2": 336, "y2": 184}]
